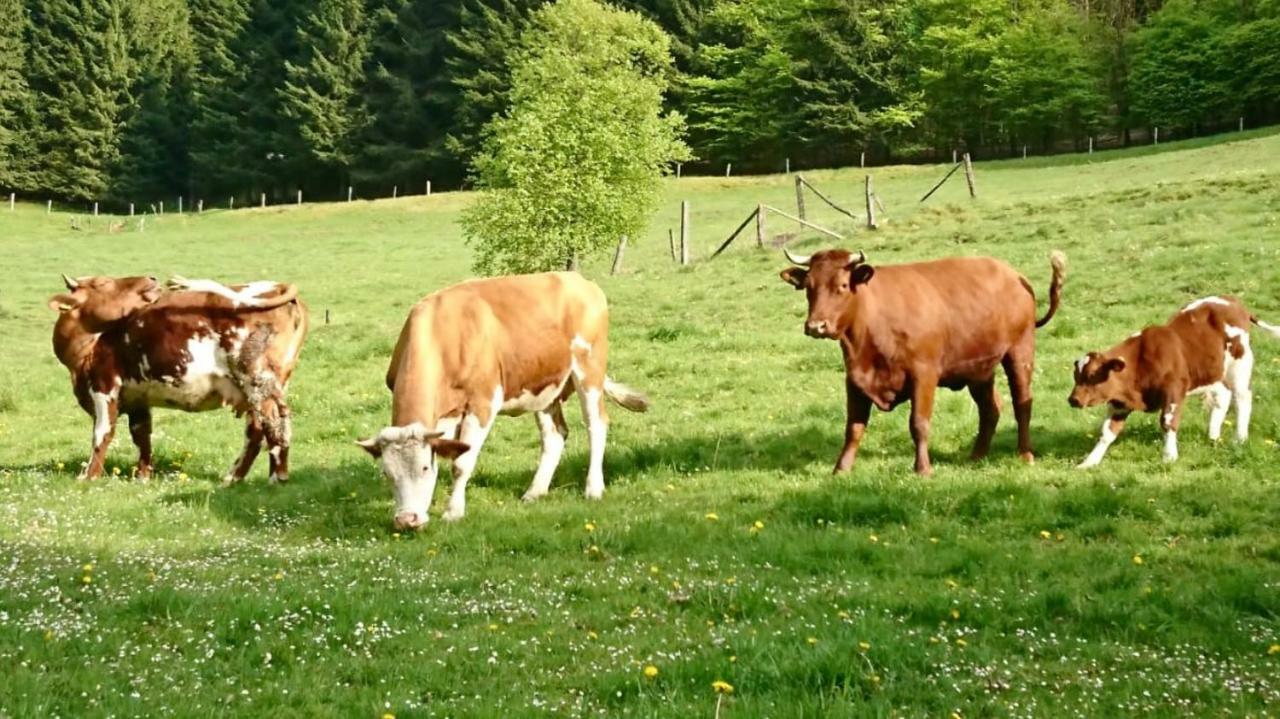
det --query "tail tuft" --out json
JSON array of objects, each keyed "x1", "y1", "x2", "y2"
[
  {"x1": 1252, "y1": 317, "x2": 1280, "y2": 339},
  {"x1": 1036, "y1": 250, "x2": 1067, "y2": 328},
  {"x1": 604, "y1": 379, "x2": 650, "y2": 413}
]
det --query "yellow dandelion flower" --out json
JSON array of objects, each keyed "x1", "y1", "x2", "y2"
[
  {"x1": 111, "y1": 466, "x2": 121, "y2": 476},
  {"x1": 81, "y1": 575, "x2": 91, "y2": 584},
  {"x1": 643, "y1": 665, "x2": 659, "y2": 679},
  {"x1": 1039, "y1": 530, "x2": 1051, "y2": 539},
  {"x1": 82, "y1": 563, "x2": 94, "y2": 572},
  {"x1": 1055, "y1": 533, "x2": 1064, "y2": 542},
  {"x1": 705, "y1": 512, "x2": 719, "y2": 521},
  {"x1": 837, "y1": 610, "x2": 850, "y2": 620},
  {"x1": 950, "y1": 713, "x2": 962, "y2": 719},
  {"x1": 869, "y1": 673, "x2": 881, "y2": 685},
  {"x1": 587, "y1": 630, "x2": 598, "y2": 640},
  {"x1": 1132, "y1": 554, "x2": 1144, "y2": 566},
  {"x1": 956, "y1": 638, "x2": 968, "y2": 648},
  {"x1": 858, "y1": 641, "x2": 871, "y2": 652},
  {"x1": 868, "y1": 533, "x2": 879, "y2": 543},
  {"x1": 488, "y1": 624, "x2": 499, "y2": 631},
  {"x1": 649, "y1": 564, "x2": 660, "y2": 575},
  {"x1": 44, "y1": 629, "x2": 53, "y2": 641},
  {"x1": 584, "y1": 522, "x2": 596, "y2": 533},
  {"x1": 945, "y1": 579, "x2": 958, "y2": 589},
  {"x1": 806, "y1": 636, "x2": 818, "y2": 646},
  {"x1": 950, "y1": 609, "x2": 960, "y2": 620},
  {"x1": 751, "y1": 520, "x2": 764, "y2": 532},
  {"x1": 729, "y1": 655, "x2": 737, "y2": 663},
  {"x1": 711, "y1": 680, "x2": 734, "y2": 695},
  {"x1": 56, "y1": 462, "x2": 65, "y2": 471},
  {"x1": 426, "y1": 548, "x2": 438, "y2": 557},
  {"x1": 725, "y1": 576, "x2": 736, "y2": 585},
  {"x1": 929, "y1": 636, "x2": 941, "y2": 644},
  {"x1": 273, "y1": 571, "x2": 284, "y2": 581},
  {"x1": 1268, "y1": 644, "x2": 1280, "y2": 655},
  {"x1": 929, "y1": 537, "x2": 940, "y2": 544},
  {"x1": 178, "y1": 472, "x2": 189, "y2": 482},
  {"x1": 382, "y1": 714, "x2": 396, "y2": 719}
]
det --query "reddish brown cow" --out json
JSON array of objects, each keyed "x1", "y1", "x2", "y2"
[
  {"x1": 780, "y1": 248, "x2": 1066, "y2": 475},
  {"x1": 48, "y1": 275, "x2": 308, "y2": 482},
  {"x1": 1069, "y1": 296, "x2": 1280, "y2": 467}
]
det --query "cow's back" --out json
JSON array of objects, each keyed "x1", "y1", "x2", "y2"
[{"x1": 863, "y1": 257, "x2": 1037, "y2": 370}]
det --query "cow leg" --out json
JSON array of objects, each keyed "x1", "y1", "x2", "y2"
[
  {"x1": 1161, "y1": 398, "x2": 1185, "y2": 463},
  {"x1": 576, "y1": 383, "x2": 610, "y2": 499},
  {"x1": 442, "y1": 409, "x2": 496, "y2": 522},
  {"x1": 1002, "y1": 339, "x2": 1036, "y2": 463},
  {"x1": 1225, "y1": 340, "x2": 1254, "y2": 443},
  {"x1": 1203, "y1": 383, "x2": 1232, "y2": 441},
  {"x1": 1077, "y1": 412, "x2": 1129, "y2": 469},
  {"x1": 908, "y1": 376, "x2": 938, "y2": 476},
  {"x1": 223, "y1": 417, "x2": 265, "y2": 486},
  {"x1": 82, "y1": 389, "x2": 119, "y2": 480},
  {"x1": 523, "y1": 403, "x2": 568, "y2": 502},
  {"x1": 834, "y1": 380, "x2": 872, "y2": 473},
  {"x1": 126, "y1": 408, "x2": 153, "y2": 480},
  {"x1": 967, "y1": 379, "x2": 1001, "y2": 461}
]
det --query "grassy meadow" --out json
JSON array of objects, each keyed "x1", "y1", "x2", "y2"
[{"x1": 1, "y1": 130, "x2": 1279, "y2": 718}]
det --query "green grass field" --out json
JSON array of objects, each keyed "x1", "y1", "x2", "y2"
[{"x1": 2, "y1": 130, "x2": 1279, "y2": 718}]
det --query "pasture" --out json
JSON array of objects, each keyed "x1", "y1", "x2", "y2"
[{"x1": 2, "y1": 131, "x2": 1280, "y2": 718}]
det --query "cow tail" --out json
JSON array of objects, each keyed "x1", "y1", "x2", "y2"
[
  {"x1": 604, "y1": 378, "x2": 650, "y2": 413},
  {"x1": 1035, "y1": 250, "x2": 1067, "y2": 328},
  {"x1": 1251, "y1": 315, "x2": 1280, "y2": 340}
]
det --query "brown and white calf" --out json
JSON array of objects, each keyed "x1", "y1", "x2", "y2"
[
  {"x1": 357, "y1": 272, "x2": 649, "y2": 530},
  {"x1": 48, "y1": 275, "x2": 308, "y2": 482},
  {"x1": 1069, "y1": 296, "x2": 1280, "y2": 467}
]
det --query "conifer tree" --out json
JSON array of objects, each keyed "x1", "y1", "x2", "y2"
[{"x1": 0, "y1": 0, "x2": 36, "y2": 192}]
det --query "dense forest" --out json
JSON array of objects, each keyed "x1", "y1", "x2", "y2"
[{"x1": 0, "y1": 0, "x2": 1277, "y2": 207}]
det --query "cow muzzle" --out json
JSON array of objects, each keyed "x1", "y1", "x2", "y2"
[
  {"x1": 805, "y1": 320, "x2": 833, "y2": 338},
  {"x1": 393, "y1": 511, "x2": 426, "y2": 531},
  {"x1": 1068, "y1": 395, "x2": 1083, "y2": 409}
]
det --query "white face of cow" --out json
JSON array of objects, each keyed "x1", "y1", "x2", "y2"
[{"x1": 356, "y1": 424, "x2": 469, "y2": 531}]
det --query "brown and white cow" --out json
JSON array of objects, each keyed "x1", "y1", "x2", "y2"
[
  {"x1": 1069, "y1": 296, "x2": 1280, "y2": 467},
  {"x1": 48, "y1": 275, "x2": 308, "y2": 482},
  {"x1": 357, "y1": 272, "x2": 649, "y2": 530},
  {"x1": 780, "y1": 248, "x2": 1066, "y2": 475}
]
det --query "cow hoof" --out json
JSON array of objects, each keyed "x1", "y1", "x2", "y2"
[
  {"x1": 1019, "y1": 452, "x2": 1035, "y2": 465},
  {"x1": 583, "y1": 487, "x2": 604, "y2": 500},
  {"x1": 269, "y1": 474, "x2": 288, "y2": 485},
  {"x1": 442, "y1": 508, "x2": 465, "y2": 522},
  {"x1": 521, "y1": 490, "x2": 546, "y2": 503},
  {"x1": 221, "y1": 475, "x2": 244, "y2": 488}
]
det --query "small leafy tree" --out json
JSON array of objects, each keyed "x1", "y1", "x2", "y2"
[{"x1": 461, "y1": 0, "x2": 691, "y2": 275}]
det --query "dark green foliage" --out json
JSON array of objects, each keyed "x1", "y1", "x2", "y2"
[{"x1": 6, "y1": 0, "x2": 1280, "y2": 204}]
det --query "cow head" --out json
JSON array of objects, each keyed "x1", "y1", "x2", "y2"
[
  {"x1": 356, "y1": 423, "x2": 469, "y2": 531},
  {"x1": 48, "y1": 274, "x2": 162, "y2": 331},
  {"x1": 1068, "y1": 353, "x2": 1127, "y2": 408},
  {"x1": 779, "y1": 248, "x2": 874, "y2": 339}
]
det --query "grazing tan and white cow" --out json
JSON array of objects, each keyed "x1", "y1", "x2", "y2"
[
  {"x1": 358, "y1": 272, "x2": 649, "y2": 530},
  {"x1": 49, "y1": 275, "x2": 308, "y2": 482},
  {"x1": 1069, "y1": 295, "x2": 1280, "y2": 467}
]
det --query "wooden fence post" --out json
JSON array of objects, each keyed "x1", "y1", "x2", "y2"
[
  {"x1": 129, "y1": 203, "x2": 134, "y2": 216},
  {"x1": 178, "y1": 196, "x2": 183, "y2": 213},
  {"x1": 426, "y1": 180, "x2": 432, "y2": 196},
  {"x1": 1088, "y1": 137, "x2": 1094, "y2": 154},
  {"x1": 755, "y1": 203, "x2": 766, "y2": 248},
  {"x1": 860, "y1": 151, "x2": 865, "y2": 168},
  {"x1": 725, "y1": 163, "x2": 732, "y2": 177},
  {"x1": 1239, "y1": 117, "x2": 1244, "y2": 132},
  {"x1": 1022, "y1": 144, "x2": 1027, "y2": 159},
  {"x1": 962, "y1": 153, "x2": 976, "y2": 198},
  {"x1": 675, "y1": 163, "x2": 681, "y2": 179},
  {"x1": 347, "y1": 186, "x2": 353, "y2": 202},
  {"x1": 93, "y1": 202, "x2": 99, "y2": 217},
  {"x1": 668, "y1": 228, "x2": 676, "y2": 262},
  {"x1": 794, "y1": 175, "x2": 806, "y2": 221},
  {"x1": 611, "y1": 236, "x2": 627, "y2": 275},
  {"x1": 392, "y1": 185, "x2": 398, "y2": 199},
  {"x1": 680, "y1": 200, "x2": 690, "y2": 266},
  {"x1": 952, "y1": 149, "x2": 957, "y2": 164},
  {"x1": 865, "y1": 176, "x2": 877, "y2": 230},
  {"x1": 159, "y1": 200, "x2": 164, "y2": 215},
  {"x1": 48, "y1": 199, "x2": 53, "y2": 214},
  {"x1": 296, "y1": 189, "x2": 302, "y2": 205},
  {"x1": 197, "y1": 199, "x2": 203, "y2": 214},
  {"x1": 230, "y1": 196, "x2": 235, "y2": 210},
  {"x1": 260, "y1": 193, "x2": 266, "y2": 208},
  {"x1": 1154, "y1": 127, "x2": 1159, "y2": 145},
  {"x1": 785, "y1": 157, "x2": 790, "y2": 174}
]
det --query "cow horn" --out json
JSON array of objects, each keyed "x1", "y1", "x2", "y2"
[
  {"x1": 782, "y1": 247, "x2": 811, "y2": 266},
  {"x1": 62, "y1": 274, "x2": 79, "y2": 290},
  {"x1": 849, "y1": 250, "x2": 866, "y2": 266}
]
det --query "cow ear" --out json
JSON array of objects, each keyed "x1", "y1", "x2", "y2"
[
  {"x1": 429, "y1": 438, "x2": 470, "y2": 460},
  {"x1": 779, "y1": 267, "x2": 807, "y2": 290},
  {"x1": 850, "y1": 265, "x2": 875, "y2": 286},
  {"x1": 48, "y1": 293, "x2": 82, "y2": 312},
  {"x1": 1103, "y1": 357, "x2": 1126, "y2": 375},
  {"x1": 355, "y1": 437, "x2": 382, "y2": 458}
]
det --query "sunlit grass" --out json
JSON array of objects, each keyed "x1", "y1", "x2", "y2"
[{"x1": 1, "y1": 129, "x2": 1278, "y2": 717}]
